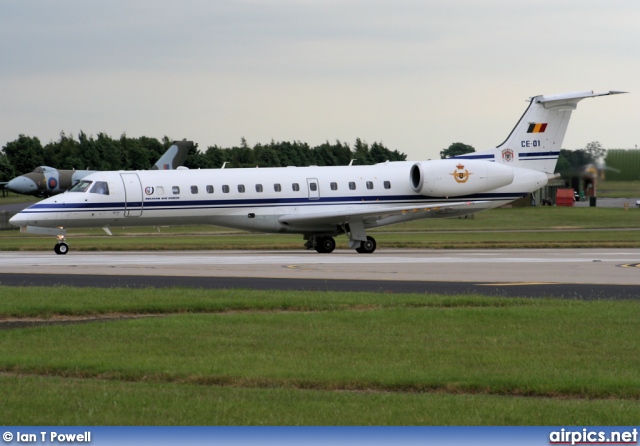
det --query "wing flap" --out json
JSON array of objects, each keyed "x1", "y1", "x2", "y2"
[{"x1": 278, "y1": 201, "x2": 487, "y2": 228}]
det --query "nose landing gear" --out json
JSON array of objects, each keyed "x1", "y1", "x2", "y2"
[{"x1": 54, "y1": 234, "x2": 69, "y2": 255}]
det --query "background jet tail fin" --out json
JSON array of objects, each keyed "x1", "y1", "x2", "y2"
[
  {"x1": 151, "y1": 140, "x2": 193, "y2": 170},
  {"x1": 456, "y1": 90, "x2": 627, "y2": 174}
]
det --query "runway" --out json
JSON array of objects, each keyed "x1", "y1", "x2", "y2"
[{"x1": 1, "y1": 248, "x2": 639, "y2": 299}]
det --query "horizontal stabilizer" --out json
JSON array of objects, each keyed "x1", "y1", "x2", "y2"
[
  {"x1": 536, "y1": 90, "x2": 628, "y2": 110},
  {"x1": 537, "y1": 90, "x2": 627, "y2": 103}
]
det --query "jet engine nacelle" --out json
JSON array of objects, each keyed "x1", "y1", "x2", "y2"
[{"x1": 410, "y1": 159, "x2": 515, "y2": 197}]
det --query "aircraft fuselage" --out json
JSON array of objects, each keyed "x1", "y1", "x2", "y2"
[{"x1": 11, "y1": 160, "x2": 543, "y2": 235}]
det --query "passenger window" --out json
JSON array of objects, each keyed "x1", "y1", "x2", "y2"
[
  {"x1": 384, "y1": 181, "x2": 391, "y2": 189},
  {"x1": 238, "y1": 184, "x2": 245, "y2": 193},
  {"x1": 292, "y1": 183, "x2": 300, "y2": 192},
  {"x1": 274, "y1": 183, "x2": 282, "y2": 192},
  {"x1": 309, "y1": 183, "x2": 317, "y2": 191},
  {"x1": 366, "y1": 181, "x2": 373, "y2": 190},
  {"x1": 90, "y1": 181, "x2": 109, "y2": 195},
  {"x1": 206, "y1": 185, "x2": 214, "y2": 194},
  {"x1": 172, "y1": 186, "x2": 180, "y2": 194},
  {"x1": 255, "y1": 184, "x2": 263, "y2": 193},
  {"x1": 349, "y1": 182, "x2": 356, "y2": 190},
  {"x1": 156, "y1": 186, "x2": 164, "y2": 196},
  {"x1": 330, "y1": 182, "x2": 337, "y2": 191},
  {"x1": 222, "y1": 185, "x2": 230, "y2": 193},
  {"x1": 191, "y1": 185, "x2": 198, "y2": 194}
]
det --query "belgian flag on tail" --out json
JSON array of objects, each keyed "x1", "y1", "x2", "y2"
[{"x1": 527, "y1": 123, "x2": 547, "y2": 133}]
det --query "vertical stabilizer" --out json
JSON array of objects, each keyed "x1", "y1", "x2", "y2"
[
  {"x1": 152, "y1": 140, "x2": 193, "y2": 170},
  {"x1": 457, "y1": 90, "x2": 626, "y2": 173}
]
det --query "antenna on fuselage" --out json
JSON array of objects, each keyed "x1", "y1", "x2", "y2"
[
  {"x1": 348, "y1": 159, "x2": 356, "y2": 166},
  {"x1": 221, "y1": 162, "x2": 228, "y2": 169}
]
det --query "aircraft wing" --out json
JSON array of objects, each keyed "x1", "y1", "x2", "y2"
[{"x1": 278, "y1": 200, "x2": 488, "y2": 228}]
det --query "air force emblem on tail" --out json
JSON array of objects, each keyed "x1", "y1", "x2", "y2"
[
  {"x1": 450, "y1": 163, "x2": 472, "y2": 183},
  {"x1": 501, "y1": 148, "x2": 514, "y2": 162}
]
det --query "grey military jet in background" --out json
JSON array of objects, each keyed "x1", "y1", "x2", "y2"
[{"x1": 5, "y1": 140, "x2": 192, "y2": 197}]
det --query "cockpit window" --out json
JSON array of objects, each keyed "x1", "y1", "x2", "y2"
[
  {"x1": 33, "y1": 166, "x2": 54, "y2": 174},
  {"x1": 90, "y1": 181, "x2": 109, "y2": 195},
  {"x1": 69, "y1": 180, "x2": 92, "y2": 192}
]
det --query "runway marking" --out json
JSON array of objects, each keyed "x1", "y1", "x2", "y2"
[
  {"x1": 284, "y1": 265, "x2": 315, "y2": 270},
  {"x1": 1, "y1": 252, "x2": 639, "y2": 267},
  {"x1": 477, "y1": 282, "x2": 556, "y2": 286},
  {"x1": 618, "y1": 263, "x2": 640, "y2": 268}
]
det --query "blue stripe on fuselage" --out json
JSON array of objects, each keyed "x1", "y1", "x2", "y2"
[
  {"x1": 518, "y1": 151, "x2": 560, "y2": 158},
  {"x1": 20, "y1": 193, "x2": 526, "y2": 214},
  {"x1": 453, "y1": 154, "x2": 495, "y2": 160}
]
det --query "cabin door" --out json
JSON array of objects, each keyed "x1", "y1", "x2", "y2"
[
  {"x1": 307, "y1": 178, "x2": 320, "y2": 200},
  {"x1": 120, "y1": 173, "x2": 143, "y2": 217}
]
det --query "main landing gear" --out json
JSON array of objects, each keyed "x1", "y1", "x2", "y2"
[
  {"x1": 305, "y1": 235, "x2": 336, "y2": 253},
  {"x1": 304, "y1": 235, "x2": 377, "y2": 254},
  {"x1": 355, "y1": 236, "x2": 376, "y2": 254},
  {"x1": 315, "y1": 236, "x2": 336, "y2": 253}
]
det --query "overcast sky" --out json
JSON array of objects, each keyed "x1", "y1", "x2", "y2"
[{"x1": 1, "y1": 0, "x2": 638, "y2": 161}]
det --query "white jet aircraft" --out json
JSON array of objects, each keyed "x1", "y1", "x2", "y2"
[{"x1": 10, "y1": 90, "x2": 625, "y2": 255}]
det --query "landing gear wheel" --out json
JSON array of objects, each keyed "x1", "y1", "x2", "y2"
[
  {"x1": 314, "y1": 236, "x2": 336, "y2": 253},
  {"x1": 54, "y1": 242, "x2": 69, "y2": 255},
  {"x1": 355, "y1": 236, "x2": 376, "y2": 254}
]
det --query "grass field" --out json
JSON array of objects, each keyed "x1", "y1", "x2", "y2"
[
  {"x1": 1, "y1": 287, "x2": 639, "y2": 425},
  {"x1": 597, "y1": 180, "x2": 640, "y2": 198},
  {"x1": 0, "y1": 193, "x2": 38, "y2": 205}
]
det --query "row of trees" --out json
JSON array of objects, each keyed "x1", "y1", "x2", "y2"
[
  {"x1": 439, "y1": 142, "x2": 475, "y2": 159},
  {"x1": 556, "y1": 141, "x2": 606, "y2": 175},
  {"x1": 1, "y1": 132, "x2": 175, "y2": 180},
  {"x1": 0, "y1": 132, "x2": 621, "y2": 182},
  {"x1": 603, "y1": 149, "x2": 640, "y2": 181},
  {"x1": 0, "y1": 133, "x2": 406, "y2": 182},
  {"x1": 187, "y1": 137, "x2": 406, "y2": 170}
]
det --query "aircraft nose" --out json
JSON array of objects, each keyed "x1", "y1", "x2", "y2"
[
  {"x1": 6, "y1": 176, "x2": 37, "y2": 194},
  {"x1": 8, "y1": 212, "x2": 25, "y2": 227}
]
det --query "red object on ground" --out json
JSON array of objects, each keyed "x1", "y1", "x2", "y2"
[{"x1": 556, "y1": 189, "x2": 575, "y2": 207}]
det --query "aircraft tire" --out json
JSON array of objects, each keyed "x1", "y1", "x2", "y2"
[
  {"x1": 315, "y1": 236, "x2": 336, "y2": 253},
  {"x1": 54, "y1": 242, "x2": 69, "y2": 255},
  {"x1": 355, "y1": 236, "x2": 376, "y2": 254}
]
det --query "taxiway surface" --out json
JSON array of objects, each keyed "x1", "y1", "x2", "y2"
[
  {"x1": 1, "y1": 248, "x2": 639, "y2": 299},
  {"x1": 2, "y1": 248, "x2": 640, "y2": 283}
]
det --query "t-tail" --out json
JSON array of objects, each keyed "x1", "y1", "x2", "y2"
[
  {"x1": 152, "y1": 140, "x2": 193, "y2": 170},
  {"x1": 456, "y1": 90, "x2": 627, "y2": 173}
]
